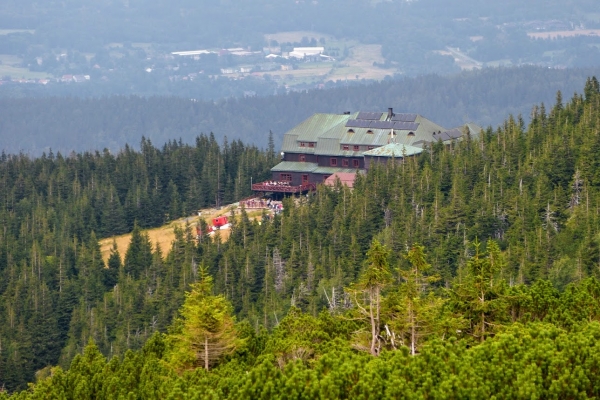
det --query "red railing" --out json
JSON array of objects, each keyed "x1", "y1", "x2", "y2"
[{"x1": 252, "y1": 182, "x2": 316, "y2": 193}]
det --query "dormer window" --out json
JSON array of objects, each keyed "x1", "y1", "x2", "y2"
[
  {"x1": 408, "y1": 131, "x2": 415, "y2": 137},
  {"x1": 342, "y1": 145, "x2": 349, "y2": 150},
  {"x1": 347, "y1": 129, "x2": 355, "y2": 134},
  {"x1": 300, "y1": 142, "x2": 306, "y2": 147},
  {"x1": 308, "y1": 142, "x2": 315, "y2": 148},
  {"x1": 353, "y1": 145, "x2": 360, "y2": 151},
  {"x1": 367, "y1": 130, "x2": 374, "y2": 134}
]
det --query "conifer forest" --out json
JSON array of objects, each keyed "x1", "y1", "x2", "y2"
[{"x1": 2, "y1": 78, "x2": 600, "y2": 398}]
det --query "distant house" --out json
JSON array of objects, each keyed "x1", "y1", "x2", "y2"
[
  {"x1": 288, "y1": 47, "x2": 325, "y2": 59},
  {"x1": 252, "y1": 108, "x2": 480, "y2": 195},
  {"x1": 171, "y1": 49, "x2": 215, "y2": 57},
  {"x1": 72, "y1": 75, "x2": 89, "y2": 83}
]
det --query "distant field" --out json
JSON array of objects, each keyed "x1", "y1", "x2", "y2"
[
  {"x1": 437, "y1": 48, "x2": 482, "y2": 71},
  {"x1": 528, "y1": 29, "x2": 600, "y2": 39},
  {"x1": 260, "y1": 42, "x2": 396, "y2": 84},
  {"x1": 0, "y1": 54, "x2": 52, "y2": 79},
  {"x1": 0, "y1": 65, "x2": 51, "y2": 79},
  {"x1": 0, "y1": 54, "x2": 22, "y2": 65}
]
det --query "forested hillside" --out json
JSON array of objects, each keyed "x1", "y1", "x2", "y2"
[
  {"x1": 3, "y1": 78, "x2": 600, "y2": 397},
  {"x1": 0, "y1": 135, "x2": 275, "y2": 390},
  {"x1": 2, "y1": 66, "x2": 600, "y2": 155}
]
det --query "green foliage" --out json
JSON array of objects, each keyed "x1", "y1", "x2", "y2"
[
  {"x1": 165, "y1": 270, "x2": 240, "y2": 372},
  {"x1": 5, "y1": 78, "x2": 600, "y2": 396}
]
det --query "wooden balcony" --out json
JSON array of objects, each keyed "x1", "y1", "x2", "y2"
[{"x1": 252, "y1": 181, "x2": 316, "y2": 193}]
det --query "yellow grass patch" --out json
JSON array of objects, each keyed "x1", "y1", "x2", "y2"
[
  {"x1": 99, "y1": 206, "x2": 266, "y2": 263},
  {"x1": 100, "y1": 208, "x2": 217, "y2": 262}
]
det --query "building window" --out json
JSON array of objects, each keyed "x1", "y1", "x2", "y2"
[
  {"x1": 330, "y1": 158, "x2": 337, "y2": 166},
  {"x1": 367, "y1": 146, "x2": 375, "y2": 150},
  {"x1": 342, "y1": 159, "x2": 349, "y2": 167},
  {"x1": 353, "y1": 159, "x2": 360, "y2": 168},
  {"x1": 300, "y1": 142, "x2": 306, "y2": 147},
  {"x1": 323, "y1": 175, "x2": 330, "y2": 182},
  {"x1": 308, "y1": 142, "x2": 315, "y2": 148},
  {"x1": 353, "y1": 145, "x2": 360, "y2": 151},
  {"x1": 342, "y1": 145, "x2": 349, "y2": 151},
  {"x1": 280, "y1": 173, "x2": 292, "y2": 182},
  {"x1": 302, "y1": 174, "x2": 309, "y2": 184},
  {"x1": 299, "y1": 154, "x2": 306, "y2": 162}
]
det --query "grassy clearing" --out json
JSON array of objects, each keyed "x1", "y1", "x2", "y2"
[
  {"x1": 0, "y1": 54, "x2": 52, "y2": 79},
  {"x1": 0, "y1": 54, "x2": 22, "y2": 65},
  {"x1": 262, "y1": 32, "x2": 396, "y2": 83},
  {"x1": 0, "y1": 65, "x2": 51, "y2": 79},
  {"x1": 99, "y1": 206, "x2": 267, "y2": 263},
  {"x1": 331, "y1": 66, "x2": 366, "y2": 76}
]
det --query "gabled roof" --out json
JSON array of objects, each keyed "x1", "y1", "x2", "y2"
[
  {"x1": 280, "y1": 110, "x2": 456, "y2": 158},
  {"x1": 363, "y1": 143, "x2": 424, "y2": 158},
  {"x1": 464, "y1": 123, "x2": 483, "y2": 136},
  {"x1": 271, "y1": 161, "x2": 318, "y2": 173},
  {"x1": 281, "y1": 113, "x2": 352, "y2": 153},
  {"x1": 324, "y1": 172, "x2": 357, "y2": 188}
]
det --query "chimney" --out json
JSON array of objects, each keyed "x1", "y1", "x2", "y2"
[{"x1": 387, "y1": 107, "x2": 394, "y2": 120}]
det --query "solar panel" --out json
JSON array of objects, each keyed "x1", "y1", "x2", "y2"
[
  {"x1": 347, "y1": 119, "x2": 370, "y2": 128},
  {"x1": 391, "y1": 113, "x2": 417, "y2": 122},
  {"x1": 357, "y1": 112, "x2": 383, "y2": 120},
  {"x1": 448, "y1": 129, "x2": 463, "y2": 139},
  {"x1": 370, "y1": 121, "x2": 394, "y2": 129},
  {"x1": 393, "y1": 122, "x2": 419, "y2": 131}
]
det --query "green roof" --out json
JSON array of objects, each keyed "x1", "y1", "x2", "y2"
[
  {"x1": 281, "y1": 113, "x2": 352, "y2": 152},
  {"x1": 313, "y1": 166, "x2": 358, "y2": 174},
  {"x1": 279, "y1": 110, "x2": 473, "y2": 158},
  {"x1": 363, "y1": 143, "x2": 424, "y2": 158},
  {"x1": 271, "y1": 161, "x2": 318, "y2": 173}
]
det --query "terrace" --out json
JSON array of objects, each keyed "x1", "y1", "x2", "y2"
[{"x1": 252, "y1": 181, "x2": 316, "y2": 193}]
